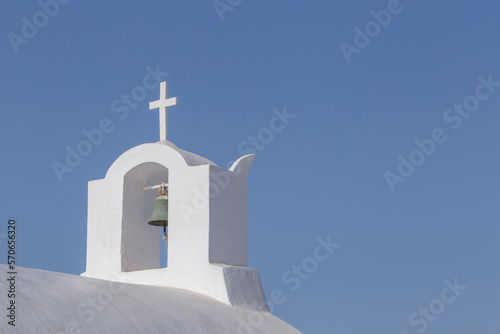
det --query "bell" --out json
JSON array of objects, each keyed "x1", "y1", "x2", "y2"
[
  {"x1": 147, "y1": 195, "x2": 168, "y2": 226},
  {"x1": 148, "y1": 181, "x2": 169, "y2": 253},
  {"x1": 147, "y1": 181, "x2": 169, "y2": 227}
]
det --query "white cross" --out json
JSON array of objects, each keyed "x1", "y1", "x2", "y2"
[{"x1": 149, "y1": 81, "x2": 177, "y2": 141}]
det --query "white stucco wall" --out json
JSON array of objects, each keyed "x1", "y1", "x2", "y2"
[{"x1": 208, "y1": 158, "x2": 254, "y2": 266}]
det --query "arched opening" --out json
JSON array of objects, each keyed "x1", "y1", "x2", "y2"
[{"x1": 121, "y1": 162, "x2": 169, "y2": 272}]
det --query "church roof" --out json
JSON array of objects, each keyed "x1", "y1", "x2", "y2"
[
  {"x1": 158, "y1": 140, "x2": 217, "y2": 167},
  {"x1": 1, "y1": 265, "x2": 301, "y2": 333}
]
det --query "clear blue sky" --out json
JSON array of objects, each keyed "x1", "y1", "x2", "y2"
[{"x1": 1, "y1": 1, "x2": 500, "y2": 333}]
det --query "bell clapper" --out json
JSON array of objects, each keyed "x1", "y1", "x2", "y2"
[
  {"x1": 163, "y1": 221, "x2": 168, "y2": 252},
  {"x1": 160, "y1": 183, "x2": 168, "y2": 253}
]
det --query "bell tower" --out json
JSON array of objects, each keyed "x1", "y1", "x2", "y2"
[{"x1": 81, "y1": 82, "x2": 267, "y2": 310}]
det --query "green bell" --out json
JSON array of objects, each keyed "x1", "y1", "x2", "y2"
[
  {"x1": 147, "y1": 195, "x2": 168, "y2": 227},
  {"x1": 148, "y1": 181, "x2": 169, "y2": 227},
  {"x1": 148, "y1": 181, "x2": 169, "y2": 253}
]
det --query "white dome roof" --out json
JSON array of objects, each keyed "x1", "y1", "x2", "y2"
[{"x1": 1, "y1": 265, "x2": 301, "y2": 334}]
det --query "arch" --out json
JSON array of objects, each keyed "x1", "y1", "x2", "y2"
[
  {"x1": 105, "y1": 142, "x2": 215, "y2": 180},
  {"x1": 121, "y1": 162, "x2": 169, "y2": 272}
]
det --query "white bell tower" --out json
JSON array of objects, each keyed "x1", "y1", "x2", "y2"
[{"x1": 82, "y1": 82, "x2": 267, "y2": 310}]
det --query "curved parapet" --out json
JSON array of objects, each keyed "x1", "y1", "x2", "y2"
[{"x1": 230, "y1": 154, "x2": 255, "y2": 177}]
